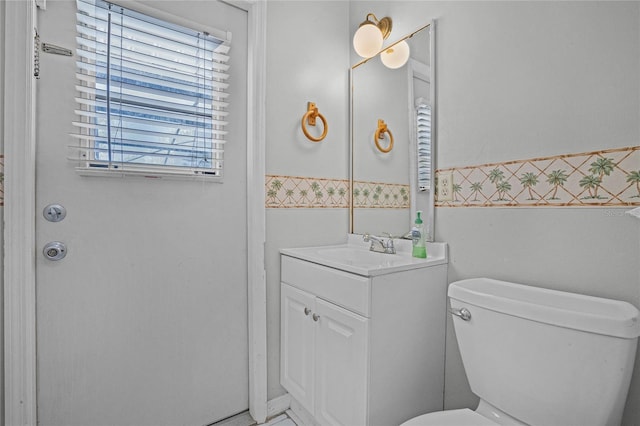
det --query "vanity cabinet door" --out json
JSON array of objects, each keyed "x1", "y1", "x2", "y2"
[
  {"x1": 314, "y1": 298, "x2": 369, "y2": 426},
  {"x1": 281, "y1": 284, "x2": 316, "y2": 414}
]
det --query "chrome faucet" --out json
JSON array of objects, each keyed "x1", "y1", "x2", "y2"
[{"x1": 363, "y1": 233, "x2": 396, "y2": 254}]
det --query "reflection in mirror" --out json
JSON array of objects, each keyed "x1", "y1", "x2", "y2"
[{"x1": 350, "y1": 22, "x2": 435, "y2": 241}]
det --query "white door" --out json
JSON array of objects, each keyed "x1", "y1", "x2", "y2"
[
  {"x1": 35, "y1": 2, "x2": 249, "y2": 425},
  {"x1": 280, "y1": 284, "x2": 316, "y2": 414},
  {"x1": 315, "y1": 299, "x2": 368, "y2": 426}
]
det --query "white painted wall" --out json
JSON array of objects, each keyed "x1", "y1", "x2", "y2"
[
  {"x1": 351, "y1": 2, "x2": 640, "y2": 424},
  {"x1": 265, "y1": 1, "x2": 350, "y2": 400}
]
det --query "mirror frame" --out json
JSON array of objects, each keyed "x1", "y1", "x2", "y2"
[{"x1": 349, "y1": 20, "x2": 436, "y2": 241}]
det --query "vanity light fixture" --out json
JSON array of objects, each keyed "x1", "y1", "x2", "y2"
[
  {"x1": 381, "y1": 40, "x2": 410, "y2": 69},
  {"x1": 353, "y1": 13, "x2": 392, "y2": 58},
  {"x1": 352, "y1": 22, "x2": 431, "y2": 71}
]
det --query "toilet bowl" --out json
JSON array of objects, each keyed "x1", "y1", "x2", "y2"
[
  {"x1": 403, "y1": 400, "x2": 528, "y2": 426},
  {"x1": 401, "y1": 278, "x2": 640, "y2": 426},
  {"x1": 401, "y1": 408, "x2": 496, "y2": 426}
]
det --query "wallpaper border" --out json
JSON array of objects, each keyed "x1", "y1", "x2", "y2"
[
  {"x1": 435, "y1": 146, "x2": 640, "y2": 208},
  {"x1": 265, "y1": 175, "x2": 411, "y2": 209}
]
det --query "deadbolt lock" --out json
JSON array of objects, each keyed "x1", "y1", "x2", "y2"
[{"x1": 43, "y1": 204, "x2": 67, "y2": 222}]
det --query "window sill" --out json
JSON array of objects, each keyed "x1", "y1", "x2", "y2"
[{"x1": 75, "y1": 166, "x2": 223, "y2": 182}]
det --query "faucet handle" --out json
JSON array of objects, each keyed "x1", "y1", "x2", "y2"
[
  {"x1": 362, "y1": 233, "x2": 371, "y2": 242},
  {"x1": 381, "y1": 233, "x2": 396, "y2": 253}
]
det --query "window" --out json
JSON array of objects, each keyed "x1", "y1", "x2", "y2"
[{"x1": 72, "y1": 0, "x2": 230, "y2": 178}]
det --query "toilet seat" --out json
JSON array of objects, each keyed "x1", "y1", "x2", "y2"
[{"x1": 400, "y1": 409, "x2": 499, "y2": 426}]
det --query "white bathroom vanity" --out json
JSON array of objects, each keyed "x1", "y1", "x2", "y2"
[{"x1": 280, "y1": 235, "x2": 448, "y2": 426}]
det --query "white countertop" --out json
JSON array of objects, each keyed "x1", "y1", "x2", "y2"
[{"x1": 280, "y1": 234, "x2": 448, "y2": 277}]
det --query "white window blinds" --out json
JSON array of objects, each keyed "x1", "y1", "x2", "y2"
[
  {"x1": 72, "y1": 0, "x2": 230, "y2": 178},
  {"x1": 416, "y1": 101, "x2": 432, "y2": 191}
]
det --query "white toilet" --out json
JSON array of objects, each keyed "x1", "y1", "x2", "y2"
[{"x1": 402, "y1": 278, "x2": 640, "y2": 426}]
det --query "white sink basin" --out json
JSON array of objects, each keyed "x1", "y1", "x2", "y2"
[
  {"x1": 280, "y1": 234, "x2": 448, "y2": 276},
  {"x1": 314, "y1": 247, "x2": 404, "y2": 267}
]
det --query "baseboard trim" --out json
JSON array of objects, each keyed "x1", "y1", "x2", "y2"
[
  {"x1": 212, "y1": 411, "x2": 256, "y2": 426},
  {"x1": 266, "y1": 393, "x2": 291, "y2": 420}
]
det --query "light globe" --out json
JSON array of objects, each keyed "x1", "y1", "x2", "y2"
[
  {"x1": 353, "y1": 24, "x2": 384, "y2": 58},
  {"x1": 381, "y1": 40, "x2": 410, "y2": 69}
]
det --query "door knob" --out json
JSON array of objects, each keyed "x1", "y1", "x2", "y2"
[{"x1": 43, "y1": 241, "x2": 67, "y2": 261}]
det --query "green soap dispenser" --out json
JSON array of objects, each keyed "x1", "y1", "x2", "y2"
[{"x1": 412, "y1": 211, "x2": 427, "y2": 258}]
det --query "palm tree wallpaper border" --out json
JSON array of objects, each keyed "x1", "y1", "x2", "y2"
[
  {"x1": 435, "y1": 146, "x2": 640, "y2": 207},
  {"x1": 352, "y1": 181, "x2": 411, "y2": 209},
  {"x1": 265, "y1": 175, "x2": 350, "y2": 208},
  {"x1": 264, "y1": 175, "x2": 410, "y2": 209}
]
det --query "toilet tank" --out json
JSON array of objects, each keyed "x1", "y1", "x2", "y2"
[{"x1": 449, "y1": 278, "x2": 640, "y2": 426}]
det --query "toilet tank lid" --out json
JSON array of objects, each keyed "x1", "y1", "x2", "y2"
[{"x1": 448, "y1": 278, "x2": 640, "y2": 339}]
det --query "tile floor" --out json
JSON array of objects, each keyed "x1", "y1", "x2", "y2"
[
  {"x1": 213, "y1": 411, "x2": 298, "y2": 426},
  {"x1": 266, "y1": 414, "x2": 296, "y2": 426}
]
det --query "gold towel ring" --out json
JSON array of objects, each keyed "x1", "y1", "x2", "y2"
[
  {"x1": 301, "y1": 102, "x2": 328, "y2": 142},
  {"x1": 374, "y1": 119, "x2": 394, "y2": 153}
]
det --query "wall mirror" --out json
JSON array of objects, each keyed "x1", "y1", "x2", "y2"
[{"x1": 350, "y1": 21, "x2": 435, "y2": 240}]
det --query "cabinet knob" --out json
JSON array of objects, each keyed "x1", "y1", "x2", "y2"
[
  {"x1": 312, "y1": 313, "x2": 320, "y2": 322},
  {"x1": 304, "y1": 307, "x2": 311, "y2": 316}
]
